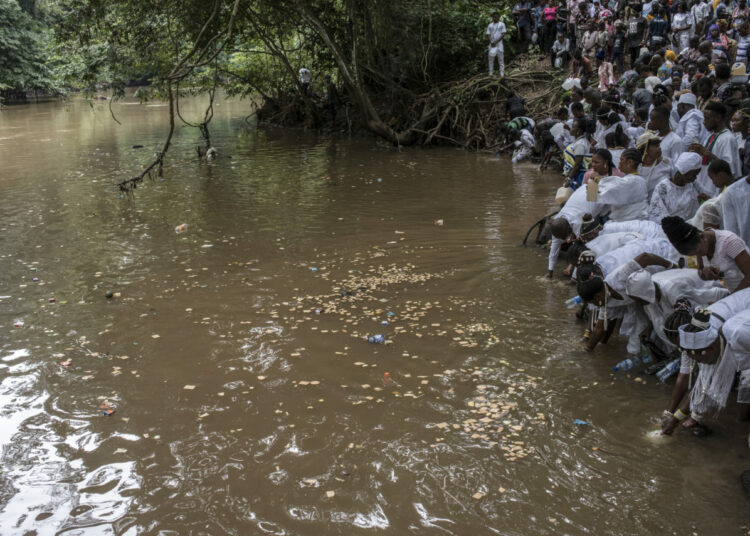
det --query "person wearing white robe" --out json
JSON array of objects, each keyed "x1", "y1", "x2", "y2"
[
  {"x1": 511, "y1": 129, "x2": 535, "y2": 163},
  {"x1": 649, "y1": 105, "x2": 686, "y2": 163},
  {"x1": 675, "y1": 92, "x2": 705, "y2": 146},
  {"x1": 670, "y1": 295, "x2": 750, "y2": 432},
  {"x1": 597, "y1": 175, "x2": 649, "y2": 221},
  {"x1": 689, "y1": 157, "x2": 735, "y2": 230},
  {"x1": 648, "y1": 152, "x2": 702, "y2": 223},
  {"x1": 721, "y1": 175, "x2": 750, "y2": 245},
  {"x1": 640, "y1": 159, "x2": 673, "y2": 201},
  {"x1": 579, "y1": 242, "x2": 677, "y2": 356},
  {"x1": 547, "y1": 186, "x2": 604, "y2": 275},
  {"x1": 625, "y1": 267, "x2": 729, "y2": 351},
  {"x1": 691, "y1": 102, "x2": 742, "y2": 197},
  {"x1": 595, "y1": 148, "x2": 650, "y2": 221}
]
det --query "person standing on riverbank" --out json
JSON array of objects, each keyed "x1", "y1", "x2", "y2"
[
  {"x1": 487, "y1": 12, "x2": 507, "y2": 77},
  {"x1": 299, "y1": 66, "x2": 311, "y2": 94}
]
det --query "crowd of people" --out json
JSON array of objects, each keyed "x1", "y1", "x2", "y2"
[{"x1": 501, "y1": 1, "x2": 750, "y2": 443}]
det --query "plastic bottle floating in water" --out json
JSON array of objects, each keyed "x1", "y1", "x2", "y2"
[
  {"x1": 565, "y1": 295, "x2": 582, "y2": 309},
  {"x1": 656, "y1": 358, "x2": 680, "y2": 382},
  {"x1": 368, "y1": 334, "x2": 385, "y2": 344}
]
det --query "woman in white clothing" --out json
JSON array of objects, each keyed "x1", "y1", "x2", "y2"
[
  {"x1": 659, "y1": 289, "x2": 750, "y2": 435},
  {"x1": 596, "y1": 148, "x2": 650, "y2": 222},
  {"x1": 662, "y1": 299, "x2": 750, "y2": 435},
  {"x1": 662, "y1": 216, "x2": 750, "y2": 292},
  {"x1": 648, "y1": 152, "x2": 702, "y2": 223}
]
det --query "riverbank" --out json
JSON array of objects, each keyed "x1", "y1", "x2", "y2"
[{"x1": 257, "y1": 54, "x2": 566, "y2": 151}]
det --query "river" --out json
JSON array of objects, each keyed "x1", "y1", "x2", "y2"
[{"x1": 0, "y1": 94, "x2": 747, "y2": 535}]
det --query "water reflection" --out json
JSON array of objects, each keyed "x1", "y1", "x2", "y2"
[{"x1": 0, "y1": 94, "x2": 747, "y2": 535}]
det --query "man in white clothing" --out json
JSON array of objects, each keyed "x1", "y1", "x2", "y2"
[
  {"x1": 299, "y1": 67, "x2": 311, "y2": 94},
  {"x1": 649, "y1": 105, "x2": 685, "y2": 163},
  {"x1": 487, "y1": 12, "x2": 506, "y2": 77},
  {"x1": 721, "y1": 175, "x2": 750, "y2": 245},
  {"x1": 675, "y1": 93, "x2": 705, "y2": 146},
  {"x1": 690, "y1": 102, "x2": 741, "y2": 197}
]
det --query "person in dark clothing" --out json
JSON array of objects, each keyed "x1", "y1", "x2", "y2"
[
  {"x1": 507, "y1": 92, "x2": 528, "y2": 119},
  {"x1": 645, "y1": 7, "x2": 668, "y2": 48},
  {"x1": 626, "y1": 6, "x2": 647, "y2": 67}
]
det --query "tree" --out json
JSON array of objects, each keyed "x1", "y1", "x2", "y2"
[{"x1": 0, "y1": 0, "x2": 57, "y2": 99}]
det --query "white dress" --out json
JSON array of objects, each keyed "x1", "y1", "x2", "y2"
[
  {"x1": 647, "y1": 178, "x2": 700, "y2": 223},
  {"x1": 697, "y1": 129, "x2": 741, "y2": 197},
  {"x1": 597, "y1": 173, "x2": 649, "y2": 221},
  {"x1": 638, "y1": 159, "x2": 673, "y2": 201},
  {"x1": 659, "y1": 131, "x2": 686, "y2": 163},
  {"x1": 721, "y1": 178, "x2": 750, "y2": 246}
]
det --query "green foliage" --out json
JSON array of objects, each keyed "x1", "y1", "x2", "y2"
[{"x1": 0, "y1": 0, "x2": 57, "y2": 93}]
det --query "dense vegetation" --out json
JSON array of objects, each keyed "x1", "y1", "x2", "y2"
[{"x1": 2, "y1": 0, "x2": 560, "y2": 192}]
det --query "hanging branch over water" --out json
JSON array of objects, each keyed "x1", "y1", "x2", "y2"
[
  {"x1": 118, "y1": 80, "x2": 175, "y2": 195},
  {"x1": 116, "y1": 0, "x2": 240, "y2": 195}
]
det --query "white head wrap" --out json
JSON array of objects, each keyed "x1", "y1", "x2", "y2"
[
  {"x1": 625, "y1": 270, "x2": 656, "y2": 303},
  {"x1": 674, "y1": 151, "x2": 703, "y2": 174},
  {"x1": 645, "y1": 76, "x2": 662, "y2": 93},
  {"x1": 677, "y1": 92, "x2": 697, "y2": 106},
  {"x1": 679, "y1": 311, "x2": 720, "y2": 349}
]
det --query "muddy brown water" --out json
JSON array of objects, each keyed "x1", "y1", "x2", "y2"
[{"x1": 0, "y1": 94, "x2": 748, "y2": 536}]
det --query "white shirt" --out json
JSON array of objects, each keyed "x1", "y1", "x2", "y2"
[
  {"x1": 676, "y1": 108, "x2": 706, "y2": 146},
  {"x1": 697, "y1": 129, "x2": 741, "y2": 197},
  {"x1": 299, "y1": 68, "x2": 311, "y2": 84},
  {"x1": 659, "y1": 131, "x2": 686, "y2": 163},
  {"x1": 487, "y1": 21, "x2": 506, "y2": 47},
  {"x1": 638, "y1": 158, "x2": 673, "y2": 200},
  {"x1": 648, "y1": 178, "x2": 700, "y2": 223},
  {"x1": 721, "y1": 178, "x2": 750, "y2": 246},
  {"x1": 597, "y1": 173, "x2": 649, "y2": 221}
]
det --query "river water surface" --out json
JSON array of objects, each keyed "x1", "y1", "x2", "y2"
[{"x1": 0, "y1": 94, "x2": 748, "y2": 535}]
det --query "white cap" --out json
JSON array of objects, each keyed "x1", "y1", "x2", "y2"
[
  {"x1": 678, "y1": 92, "x2": 697, "y2": 106},
  {"x1": 674, "y1": 151, "x2": 703, "y2": 174},
  {"x1": 679, "y1": 324, "x2": 719, "y2": 349}
]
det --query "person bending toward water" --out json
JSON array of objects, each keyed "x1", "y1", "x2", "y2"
[
  {"x1": 662, "y1": 301, "x2": 750, "y2": 436},
  {"x1": 661, "y1": 216, "x2": 750, "y2": 293}
]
